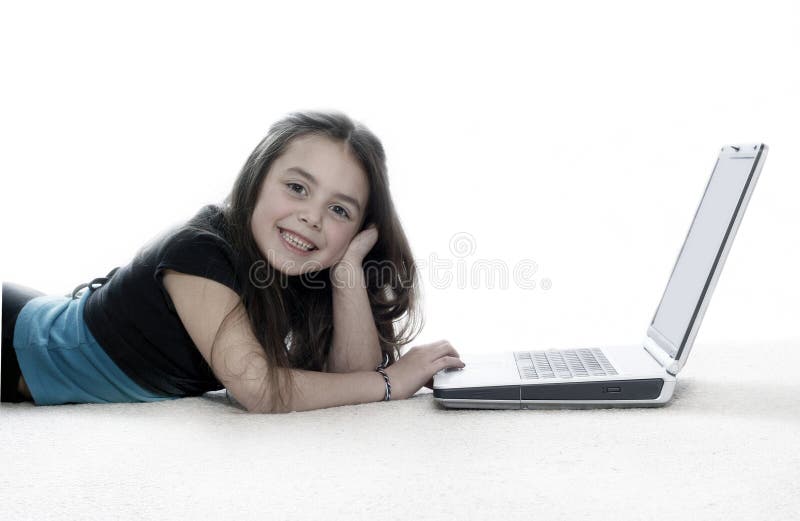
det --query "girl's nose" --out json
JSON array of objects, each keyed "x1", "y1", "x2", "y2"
[{"x1": 298, "y1": 209, "x2": 321, "y2": 230}]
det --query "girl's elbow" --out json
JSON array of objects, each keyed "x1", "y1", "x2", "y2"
[{"x1": 243, "y1": 394, "x2": 282, "y2": 414}]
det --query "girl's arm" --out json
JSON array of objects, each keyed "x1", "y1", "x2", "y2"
[
  {"x1": 327, "y1": 225, "x2": 383, "y2": 373},
  {"x1": 162, "y1": 270, "x2": 387, "y2": 413},
  {"x1": 328, "y1": 260, "x2": 382, "y2": 373}
]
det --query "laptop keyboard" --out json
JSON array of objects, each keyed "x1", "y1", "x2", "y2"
[{"x1": 514, "y1": 349, "x2": 618, "y2": 379}]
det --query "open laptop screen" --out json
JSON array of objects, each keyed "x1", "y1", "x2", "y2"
[{"x1": 650, "y1": 149, "x2": 761, "y2": 358}]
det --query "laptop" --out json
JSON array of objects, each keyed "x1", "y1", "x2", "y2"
[{"x1": 433, "y1": 143, "x2": 769, "y2": 409}]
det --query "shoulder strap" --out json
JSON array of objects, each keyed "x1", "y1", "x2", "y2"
[{"x1": 70, "y1": 266, "x2": 121, "y2": 299}]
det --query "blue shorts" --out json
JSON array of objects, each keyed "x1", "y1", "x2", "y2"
[{"x1": 13, "y1": 288, "x2": 177, "y2": 405}]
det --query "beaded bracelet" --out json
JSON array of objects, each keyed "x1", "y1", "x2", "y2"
[{"x1": 375, "y1": 352, "x2": 391, "y2": 401}]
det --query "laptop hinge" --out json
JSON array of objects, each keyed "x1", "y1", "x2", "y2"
[{"x1": 643, "y1": 336, "x2": 679, "y2": 375}]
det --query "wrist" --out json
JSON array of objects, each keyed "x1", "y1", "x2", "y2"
[
  {"x1": 375, "y1": 352, "x2": 391, "y2": 401},
  {"x1": 334, "y1": 255, "x2": 363, "y2": 271},
  {"x1": 331, "y1": 257, "x2": 365, "y2": 287}
]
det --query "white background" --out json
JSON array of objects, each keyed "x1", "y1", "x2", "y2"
[{"x1": 2, "y1": 0, "x2": 798, "y2": 355}]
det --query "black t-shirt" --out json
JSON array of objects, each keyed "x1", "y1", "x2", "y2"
[{"x1": 83, "y1": 205, "x2": 244, "y2": 397}]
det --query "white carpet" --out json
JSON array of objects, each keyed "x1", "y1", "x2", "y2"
[{"x1": 2, "y1": 340, "x2": 799, "y2": 521}]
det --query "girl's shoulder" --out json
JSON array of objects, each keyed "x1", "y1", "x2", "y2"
[
  {"x1": 143, "y1": 204, "x2": 244, "y2": 298},
  {"x1": 149, "y1": 204, "x2": 233, "y2": 254}
]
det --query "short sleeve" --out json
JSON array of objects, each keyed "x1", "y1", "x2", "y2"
[{"x1": 154, "y1": 227, "x2": 243, "y2": 313}]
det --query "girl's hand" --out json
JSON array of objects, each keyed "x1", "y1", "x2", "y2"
[
  {"x1": 331, "y1": 225, "x2": 378, "y2": 284},
  {"x1": 341, "y1": 224, "x2": 378, "y2": 264},
  {"x1": 384, "y1": 340, "x2": 465, "y2": 400}
]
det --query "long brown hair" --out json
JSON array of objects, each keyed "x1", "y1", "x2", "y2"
[{"x1": 212, "y1": 110, "x2": 421, "y2": 412}]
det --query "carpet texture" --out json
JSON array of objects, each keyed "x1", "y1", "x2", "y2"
[{"x1": 2, "y1": 340, "x2": 799, "y2": 520}]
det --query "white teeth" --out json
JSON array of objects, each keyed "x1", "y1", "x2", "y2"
[{"x1": 280, "y1": 230, "x2": 315, "y2": 251}]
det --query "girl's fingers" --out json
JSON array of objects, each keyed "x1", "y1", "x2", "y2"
[
  {"x1": 411, "y1": 339, "x2": 461, "y2": 362},
  {"x1": 433, "y1": 341, "x2": 460, "y2": 359},
  {"x1": 436, "y1": 356, "x2": 465, "y2": 371}
]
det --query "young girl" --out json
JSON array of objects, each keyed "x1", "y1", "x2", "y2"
[{"x1": 1, "y1": 110, "x2": 466, "y2": 413}]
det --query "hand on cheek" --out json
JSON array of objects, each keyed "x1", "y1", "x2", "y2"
[
  {"x1": 331, "y1": 225, "x2": 378, "y2": 280},
  {"x1": 341, "y1": 225, "x2": 378, "y2": 264}
]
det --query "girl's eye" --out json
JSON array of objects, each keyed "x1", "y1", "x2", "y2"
[
  {"x1": 286, "y1": 183, "x2": 306, "y2": 196},
  {"x1": 330, "y1": 205, "x2": 350, "y2": 219}
]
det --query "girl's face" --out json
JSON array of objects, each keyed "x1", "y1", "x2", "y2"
[{"x1": 251, "y1": 134, "x2": 370, "y2": 276}]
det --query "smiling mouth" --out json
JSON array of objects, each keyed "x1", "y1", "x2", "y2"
[{"x1": 279, "y1": 228, "x2": 318, "y2": 252}]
